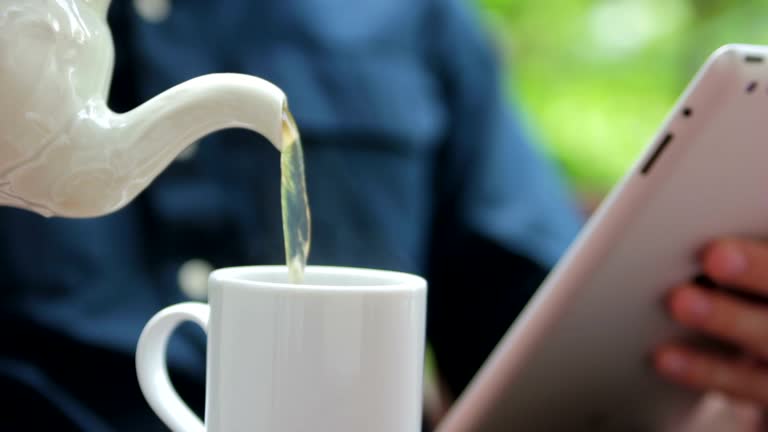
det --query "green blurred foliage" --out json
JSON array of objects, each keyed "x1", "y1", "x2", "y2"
[{"x1": 475, "y1": 0, "x2": 768, "y2": 194}]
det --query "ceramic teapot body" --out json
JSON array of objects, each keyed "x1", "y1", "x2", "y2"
[{"x1": 0, "y1": 0, "x2": 286, "y2": 217}]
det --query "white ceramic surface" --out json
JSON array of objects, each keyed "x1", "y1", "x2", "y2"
[
  {"x1": 136, "y1": 266, "x2": 427, "y2": 432},
  {"x1": 0, "y1": 0, "x2": 286, "y2": 217}
]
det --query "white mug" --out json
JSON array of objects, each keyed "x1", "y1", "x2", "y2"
[{"x1": 136, "y1": 266, "x2": 427, "y2": 432}]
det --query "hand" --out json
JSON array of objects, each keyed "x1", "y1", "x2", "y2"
[{"x1": 655, "y1": 238, "x2": 768, "y2": 406}]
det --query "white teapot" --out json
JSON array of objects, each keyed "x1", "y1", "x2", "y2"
[{"x1": 0, "y1": 0, "x2": 287, "y2": 217}]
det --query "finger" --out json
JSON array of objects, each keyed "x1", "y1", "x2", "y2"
[
  {"x1": 703, "y1": 239, "x2": 768, "y2": 296},
  {"x1": 669, "y1": 285, "x2": 768, "y2": 358},
  {"x1": 655, "y1": 345, "x2": 768, "y2": 406},
  {"x1": 679, "y1": 393, "x2": 763, "y2": 432}
]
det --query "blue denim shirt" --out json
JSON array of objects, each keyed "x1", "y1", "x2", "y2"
[{"x1": 0, "y1": 0, "x2": 581, "y2": 429}]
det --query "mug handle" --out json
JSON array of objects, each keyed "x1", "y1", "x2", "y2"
[{"x1": 136, "y1": 302, "x2": 209, "y2": 432}]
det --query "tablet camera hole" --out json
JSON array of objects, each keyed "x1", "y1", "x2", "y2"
[
  {"x1": 682, "y1": 107, "x2": 692, "y2": 117},
  {"x1": 746, "y1": 81, "x2": 758, "y2": 93}
]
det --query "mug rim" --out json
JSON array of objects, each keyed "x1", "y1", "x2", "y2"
[{"x1": 209, "y1": 265, "x2": 427, "y2": 293}]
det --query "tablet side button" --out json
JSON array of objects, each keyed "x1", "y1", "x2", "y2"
[{"x1": 641, "y1": 133, "x2": 674, "y2": 175}]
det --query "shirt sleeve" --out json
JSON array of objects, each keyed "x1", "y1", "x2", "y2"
[{"x1": 425, "y1": 0, "x2": 584, "y2": 397}]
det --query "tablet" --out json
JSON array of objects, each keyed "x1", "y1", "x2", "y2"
[{"x1": 437, "y1": 44, "x2": 768, "y2": 432}]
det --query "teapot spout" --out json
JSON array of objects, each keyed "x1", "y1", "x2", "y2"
[
  {"x1": 83, "y1": 0, "x2": 112, "y2": 16},
  {"x1": 106, "y1": 72, "x2": 288, "y2": 204},
  {"x1": 118, "y1": 73, "x2": 287, "y2": 152},
  {"x1": 2, "y1": 73, "x2": 288, "y2": 218}
]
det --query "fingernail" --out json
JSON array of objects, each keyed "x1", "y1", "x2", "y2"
[
  {"x1": 715, "y1": 244, "x2": 748, "y2": 277},
  {"x1": 659, "y1": 351, "x2": 688, "y2": 375},
  {"x1": 679, "y1": 289, "x2": 711, "y2": 319}
]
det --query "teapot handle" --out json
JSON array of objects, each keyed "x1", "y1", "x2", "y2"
[{"x1": 136, "y1": 303, "x2": 208, "y2": 432}]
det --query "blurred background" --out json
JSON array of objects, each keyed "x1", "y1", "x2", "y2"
[{"x1": 475, "y1": 0, "x2": 768, "y2": 202}]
